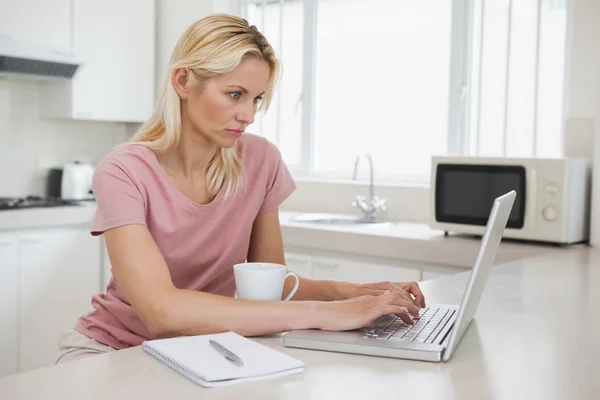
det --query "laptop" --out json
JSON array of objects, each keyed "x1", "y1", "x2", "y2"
[{"x1": 283, "y1": 190, "x2": 517, "y2": 363}]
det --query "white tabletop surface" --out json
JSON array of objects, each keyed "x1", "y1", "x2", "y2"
[{"x1": 0, "y1": 245, "x2": 597, "y2": 400}]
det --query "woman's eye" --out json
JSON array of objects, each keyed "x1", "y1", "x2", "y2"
[
  {"x1": 253, "y1": 96, "x2": 263, "y2": 104},
  {"x1": 229, "y1": 92, "x2": 242, "y2": 100}
]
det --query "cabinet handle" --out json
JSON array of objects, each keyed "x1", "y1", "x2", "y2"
[
  {"x1": 0, "y1": 241, "x2": 13, "y2": 247},
  {"x1": 0, "y1": 34, "x2": 13, "y2": 39},
  {"x1": 21, "y1": 237, "x2": 43, "y2": 244},
  {"x1": 315, "y1": 262, "x2": 339, "y2": 270}
]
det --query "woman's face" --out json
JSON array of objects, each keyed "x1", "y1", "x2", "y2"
[{"x1": 177, "y1": 57, "x2": 271, "y2": 149}]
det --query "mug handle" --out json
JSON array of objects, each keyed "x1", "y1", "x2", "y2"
[{"x1": 283, "y1": 271, "x2": 299, "y2": 301}]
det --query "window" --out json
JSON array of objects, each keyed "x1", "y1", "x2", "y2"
[
  {"x1": 467, "y1": 0, "x2": 568, "y2": 158},
  {"x1": 313, "y1": 0, "x2": 452, "y2": 182},
  {"x1": 241, "y1": 0, "x2": 569, "y2": 183},
  {"x1": 245, "y1": 0, "x2": 304, "y2": 166}
]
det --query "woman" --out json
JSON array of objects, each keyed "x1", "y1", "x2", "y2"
[{"x1": 56, "y1": 13, "x2": 425, "y2": 363}]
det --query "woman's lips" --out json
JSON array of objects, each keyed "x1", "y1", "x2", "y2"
[{"x1": 225, "y1": 129, "x2": 243, "y2": 138}]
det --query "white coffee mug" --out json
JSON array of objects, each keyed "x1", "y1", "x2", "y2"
[{"x1": 233, "y1": 262, "x2": 299, "y2": 301}]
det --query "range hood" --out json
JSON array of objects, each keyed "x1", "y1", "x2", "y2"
[{"x1": 0, "y1": 38, "x2": 82, "y2": 81}]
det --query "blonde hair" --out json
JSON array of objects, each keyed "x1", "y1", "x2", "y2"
[{"x1": 128, "y1": 14, "x2": 280, "y2": 199}]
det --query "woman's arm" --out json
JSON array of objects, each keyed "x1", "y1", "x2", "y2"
[
  {"x1": 105, "y1": 222, "x2": 421, "y2": 339},
  {"x1": 247, "y1": 209, "x2": 348, "y2": 301},
  {"x1": 105, "y1": 224, "x2": 316, "y2": 338},
  {"x1": 248, "y1": 209, "x2": 425, "y2": 307}
]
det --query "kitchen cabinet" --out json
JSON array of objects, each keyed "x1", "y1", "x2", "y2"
[
  {"x1": 40, "y1": 0, "x2": 156, "y2": 123},
  {"x1": 284, "y1": 252, "x2": 313, "y2": 278},
  {"x1": 312, "y1": 256, "x2": 422, "y2": 284},
  {"x1": 0, "y1": 227, "x2": 102, "y2": 375},
  {"x1": 0, "y1": 234, "x2": 18, "y2": 378},
  {"x1": 0, "y1": 0, "x2": 71, "y2": 49},
  {"x1": 283, "y1": 247, "x2": 466, "y2": 288},
  {"x1": 18, "y1": 227, "x2": 101, "y2": 372}
]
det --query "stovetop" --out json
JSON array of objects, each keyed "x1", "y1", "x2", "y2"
[{"x1": 0, "y1": 196, "x2": 82, "y2": 210}]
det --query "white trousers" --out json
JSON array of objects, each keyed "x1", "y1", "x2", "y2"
[{"x1": 55, "y1": 329, "x2": 117, "y2": 364}]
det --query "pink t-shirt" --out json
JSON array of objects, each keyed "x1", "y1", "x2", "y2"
[{"x1": 74, "y1": 134, "x2": 296, "y2": 349}]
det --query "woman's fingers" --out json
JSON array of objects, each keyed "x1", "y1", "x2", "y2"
[
  {"x1": 380, "y1": 291, "x2": 420, "y2": 319},
  {"x1": 404, "y1": 282, "x2": 426, "y2": 308},
  {"x1": 378, "y1": 305, "x2": 414, "y2": 325},
  {"x1": 395, "y1": 309, "x2": 414, "y2": 325},
  {"x1": 380, "y1": 282, "x2": 413, "y2": 303},
  {"x1": 377, "y1": 281, "x2": 425, "y2": 308}
]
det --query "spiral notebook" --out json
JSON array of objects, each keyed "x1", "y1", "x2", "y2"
[{"x1": 142, "y1": 331, "x2": 305, "y2": 387}]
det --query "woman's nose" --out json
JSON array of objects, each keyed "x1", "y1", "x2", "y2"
[{"x1": 236, "y1": 102, "x2": 255, "y2": 125}]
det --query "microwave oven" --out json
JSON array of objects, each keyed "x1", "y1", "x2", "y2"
[{"x1": 429, "y1": 156, "x2": 592, "y2": 244}]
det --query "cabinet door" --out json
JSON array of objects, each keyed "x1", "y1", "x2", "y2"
[
  {"x1": 285, "y1": 252, "x2": 312, "y2": 278},
  {"x1": 0, "y1": 0, "x2": 71, "y2": 48},
  {"x1": 0, "y1": 234, "x2": 18, "y2": 378},
  {"x1": 72, "y1": 0, "x2": 155, "y2": 122},
  {"x1": 18, "y1": 228, "x2": 101, "y2": 372},
  {"x1": 313, "y1": 256, "x2": 421, "y2": 284}
]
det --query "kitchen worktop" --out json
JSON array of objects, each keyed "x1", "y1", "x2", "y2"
[
  {"x1": 278, "y1": 211, "x2": 571, "y2": 268},
  {"x1": 0, "y1": 201, "x2": 97, "y2": 230},
  {"x1": 0, "y1": 246, "x2": 597, "y2": 400},
  {"x1": 0, "y1": 204, "x2": 572, "y2": 268}
]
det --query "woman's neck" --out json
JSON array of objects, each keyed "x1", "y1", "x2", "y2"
[{"x1": 158, "y1": 129, "x2": 218, "y2": 179}]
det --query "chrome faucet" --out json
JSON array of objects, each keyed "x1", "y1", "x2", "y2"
[{"x1": 351, "y1": 152, "x2": 387, "y2": 221}]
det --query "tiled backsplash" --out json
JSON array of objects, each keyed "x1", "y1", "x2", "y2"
[{"x1": 0, "y1": 80, "x2": 130, "y2": 197}]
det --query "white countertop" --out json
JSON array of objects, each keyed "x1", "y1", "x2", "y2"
[
  {"x1": 0, "y1": 246, "x2": 597, "y2": 399},
  {"x1": 278, "y1": 211, "x2": 569, "y2": 268},
  {"x1": 0, "y1": 204, "x2": 571, "y2": 269},
  {"x1": 0, "y1": 202, "x2": 97, "y2": 230}
]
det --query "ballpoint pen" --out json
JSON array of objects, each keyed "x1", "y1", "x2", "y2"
[{"x1": 209, "y1": 340, "x2": 244, "y2": 366}]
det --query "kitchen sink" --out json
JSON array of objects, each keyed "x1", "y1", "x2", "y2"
[{"x1": 289, "y1": 213, "x2": 393, "y2": 226}]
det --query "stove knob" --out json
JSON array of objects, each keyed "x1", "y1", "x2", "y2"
[{"x1": 542, "y1": 206, "x2": 558, "y2": 221}]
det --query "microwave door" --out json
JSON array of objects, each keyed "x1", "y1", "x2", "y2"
[{"x1": 435, "y1": 164, "x2": 526, "y2": 229}]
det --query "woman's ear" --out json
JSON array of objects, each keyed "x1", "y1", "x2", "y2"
[{"x1": 172, "y1": 68, "x2": 190, "y2": 99}]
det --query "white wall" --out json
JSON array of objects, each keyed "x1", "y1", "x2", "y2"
[
  {"x1": 563, "y1": 0, "x2": 599, "y2": 160},
  {"x1": 564, "y1": 0, "x2": 600, "y2": 120},
  {"x1": 212, "y1": 0, "x2": 241, "y2": 15},
  {"x1": 155, "y1": 0, "x2": 214, "y2": 89},
  {"x1": 0, "y1": 80, "x2": 128, "y2": 198},
  {"x1": 280, "y1": 179, "x2": 430, "y2": 223},
  {"x1": 155, "y1": 0, "x2": 239, "y2": 90},
  {"x1": 562, "y1": 0, "x2": 600, "y2": 246}
]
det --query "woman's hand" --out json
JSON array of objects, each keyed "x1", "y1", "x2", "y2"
[
  {"x1": 337, "y1": 281, "x2": 426, "y2": 308},
  {"x1": 313, "y1": 290, "x2": 421, "y2": 331}
]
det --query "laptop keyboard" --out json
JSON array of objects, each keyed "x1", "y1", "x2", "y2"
[{"x1": 360, "y1": 307, "x2": 455, "y2": 344}]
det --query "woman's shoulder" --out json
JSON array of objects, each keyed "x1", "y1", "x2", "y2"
[
  {"x1": 94, "y1": 144, "x2": 156, "y2": 181},
  {"x1": 236, "y1": 133, "x2": 281, "y2": 161},
  {"x1": 96, "y1": 144, "x2": 154, "y2": 169}
]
